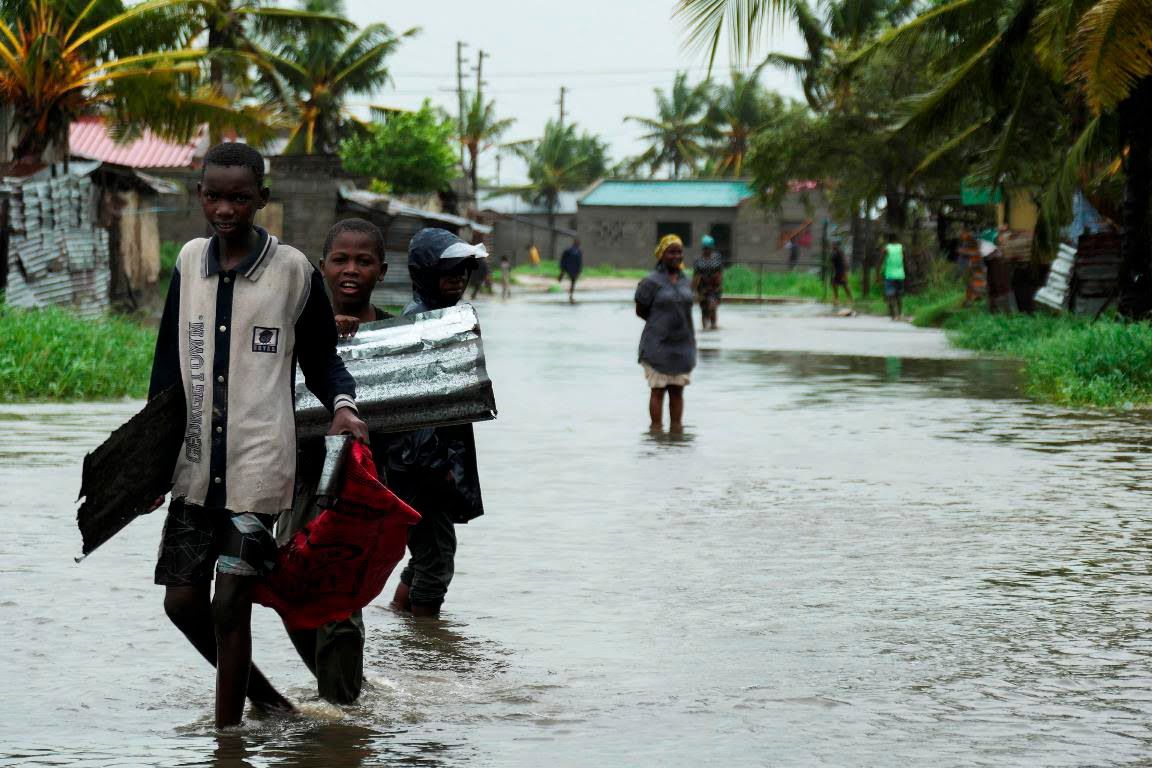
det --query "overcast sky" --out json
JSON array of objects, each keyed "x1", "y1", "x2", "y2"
[{"x1": 341, "y1": 0, "x2": 806, "y2": 185}]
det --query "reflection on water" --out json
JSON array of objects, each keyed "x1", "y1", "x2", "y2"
[
  {"x1": 4, "y1": 304, "x2": 1152, "y2": 767},
  {"x1": 641, "y1": 426, "x2": 696, "y2": 453}
]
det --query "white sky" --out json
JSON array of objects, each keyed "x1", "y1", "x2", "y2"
[{"x1": 340, "y1": 0, "x2": 806, "y2": 185}]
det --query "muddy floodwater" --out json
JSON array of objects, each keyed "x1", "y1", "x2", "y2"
[{"x1": 3, "y1": 295, "x2": 1152, "y2": 767}]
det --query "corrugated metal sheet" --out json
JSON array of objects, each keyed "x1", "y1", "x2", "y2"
[
  {"x1": 338, "y1": 186, "x2": 493, "y2": 233},
  {"x1": 295, "y1": 305, "x2": 497, "y2": 438},
  {"x1": 69, "y1": 118, "x2": 203, "y2": 168},
  {"x1": 4, "y1": 170, "x2": 110, "y2": 315},
  {"x1": 1034, "y1": 244, "x2": 1075, "y2": 311},
  {"x1": 580, "y1": 179, "x2": 755, "y2": 208}
]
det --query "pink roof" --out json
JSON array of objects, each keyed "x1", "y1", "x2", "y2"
[{"x1": 69, "y1": 118, "x2": 205, "y2": 168}]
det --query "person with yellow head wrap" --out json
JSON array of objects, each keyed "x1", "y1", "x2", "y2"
[{"x1": 634, "y1": 233, "x2": 696, "y2": 429}]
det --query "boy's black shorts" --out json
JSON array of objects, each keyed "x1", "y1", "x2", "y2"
[{"x1": 154, "y1": 497, "x2": 278, "y2": 586}]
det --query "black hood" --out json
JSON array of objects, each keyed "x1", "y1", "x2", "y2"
[{"x1": 407, "y1": 228, "x2": 486, "y2": 310}]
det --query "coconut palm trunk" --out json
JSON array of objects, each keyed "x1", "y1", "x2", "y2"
[
  {"x1": 1118, "y1": 78, "x2": 1152, "y2": 319},
  {"x1": 547, "y1": 192, "x2": 559, "y2": 261}
]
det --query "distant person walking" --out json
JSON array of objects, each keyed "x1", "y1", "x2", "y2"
[
  {"x1": 877, "y1": 233, "x2": 905, "y2": 320},
  {"x1": 830, "y1": 240, "x2": 853, "y2": 305},
  {"x1": 959, "y1": 228, "x2": 986, "y2": 306},
  {"x1": 787, "y1": 237, "x2": 800, "y2": 270},
  {"x1": 500, "y1": 255, "x2": 512, "y2": 299},
  {"x1": 469, "y1": 254, "x2": 493, "y2": 300},
  {"x1": 635, "y1": 234, "x2": 696, "y2": 430},
  {"x1": 528, "y1": 243, "x2": 541, "y2": 266},
  {"x1": 691, "y1": 234, "x2": 724, "y2": 330},
  {"x1": 558, "y1": 238, "x2": 583, "y2": 303}
]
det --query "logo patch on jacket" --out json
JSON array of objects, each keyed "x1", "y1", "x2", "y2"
[{"x1": 252, "y1": 326, "x2": 280, "y2": 353}]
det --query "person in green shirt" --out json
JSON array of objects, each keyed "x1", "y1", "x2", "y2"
[{"x1": 876, "y1": 233, "x2": 905, "y2": 320}]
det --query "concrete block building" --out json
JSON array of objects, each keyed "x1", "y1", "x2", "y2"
[{"x1": 576, "y1": 179, "x2": 831, "y2": 269}]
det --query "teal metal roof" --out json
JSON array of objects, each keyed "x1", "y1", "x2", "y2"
[{"x1": 580, "y1": 179, "x2": 754, "y2": 208}]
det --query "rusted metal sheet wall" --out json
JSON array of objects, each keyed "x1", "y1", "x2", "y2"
[{"x1": 3, "y1": 172, "x2": 111, "y2": 316}]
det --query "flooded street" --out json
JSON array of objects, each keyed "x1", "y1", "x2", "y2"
[{"x1": 3, "y1": 295, "x2": 1152, "y2": 767}]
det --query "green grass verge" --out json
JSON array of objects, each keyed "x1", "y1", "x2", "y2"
[
  {"x1": 721, "y1": 267, "x2": 825, "y2": 298},
  {"x1": 942, "y1": 311, "x2": 1152, "y2": 408},
  {"x1": 0, "y1": 307, "x2": 156, "y2": 401},
  {"x1": 498, "y1": 259, "x2": 649, "y2": 281}
]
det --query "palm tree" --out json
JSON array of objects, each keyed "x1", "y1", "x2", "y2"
[
  {"x1": 0, "y1": 0, "x2": 258, "y2": 164},
  {"x1": 676, "y1": 0, "x2": 1152, "y2": 316},
  {"x1": 460, "y1": 91, "x2": 514, "y2": 196},
  {"x1": 759, "y1": 0, "x2": 915, "y2": 111},
  {"x1": 625, "y1": 72, "x2": 712, "y2": 179},
  {"x1": 861, "y1": 0, "x2": 1152, "y2": 314},
  {"x1": 508, "y1": 120, "x2": 607, "y2": 258},
  {"x1": 706, "y1": 66, "x2": 770, "y2": 176},
  {"x1": 257, "y1": 0, "x2": 414, "y2": 155},
  {"x1": 181, "y1": 0, "x2": 353, "y2": 141}
]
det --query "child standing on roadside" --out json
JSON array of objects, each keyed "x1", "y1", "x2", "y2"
[
  {"x1": 280, "y1": 218, "x2": 392, "y2": 704},
  {"x1": 877, "y1": 233, "x2": 905, "y2": 320},
  {"x1": 148, "y1": 143, "x2": 368, "y2": 727}
]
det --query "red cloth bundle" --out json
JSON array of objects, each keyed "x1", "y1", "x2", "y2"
[{"x1": 253, "y1": 441, "x2": 420, "y2": 630}]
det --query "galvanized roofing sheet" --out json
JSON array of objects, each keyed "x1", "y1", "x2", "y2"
[
  {"x1": 69, "y1": 118, "x2": 204, "y2": 168},
  {"x1": 295, "y1": 304, "x2": 497, "y2": 438},
  {"x1": 339, "y1": 186, "x2": 493, "y2": 233},
  {"x1": 579, "y1": 179, "x2": 755, "y2": 208},
  {"x1": 5, "y1": 169, "x2": 111, "y2": 316}
]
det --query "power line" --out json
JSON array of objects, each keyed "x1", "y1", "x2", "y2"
[{"x1": 391, "y1": 63, "x2": 771, "y2": 80}]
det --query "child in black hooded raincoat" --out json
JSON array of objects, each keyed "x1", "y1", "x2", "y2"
[{"x1": 388, "y1": 228, "x2": 487, "y2": 617}]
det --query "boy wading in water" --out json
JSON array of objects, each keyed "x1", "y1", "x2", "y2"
[
  {"x1": 149, "y1": 143, "x2": 368, "y2": 727},
  {"x1": 388, "y1": 228, "x2": 487, "y2": 618},
  {"x1": 282, "y1": 218, "x2": 392, "y2": 704}
]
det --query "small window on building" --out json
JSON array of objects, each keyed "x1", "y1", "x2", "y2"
[{"x1": 656, "y1": 221, "x2": 691, "y2": 245}]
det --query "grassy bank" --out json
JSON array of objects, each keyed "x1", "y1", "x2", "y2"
[
  {"x1": 942, "y1": 312, "x2": 1152, "y2": 407},
  {"x1": 500, "y1": 259, "x2": 649, "y2": 281},
  {"x1": 0, "y1": 307, "x2": 156, "y2": 401},
  {"x1": 721, "y1": 267, "x2": 824, "y2": 298}
]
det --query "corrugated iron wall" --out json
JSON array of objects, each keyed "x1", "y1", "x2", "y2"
[{"x1": 3, "y1": 172, "x2": 111, "y2": 316}]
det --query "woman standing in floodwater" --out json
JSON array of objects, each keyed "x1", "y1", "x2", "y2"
[{"x1": 635, "y1": 234, "x2": 696, "y2": 430}]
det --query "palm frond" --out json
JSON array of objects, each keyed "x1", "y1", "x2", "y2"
[
  {"x1": 1035, "y1": 114, "x2": 1108, "y2": 254},
  {"x1": 673, "y1": 0, "x2": 792, "y2": 70},
  {"x1": 909, "y1": 117, "x2": 992, "y2": 176},
  {"x1": 1070, "y1": 0, "x2": 1152, "y2": 111},
  {"x1": 63, "y1": 0, "x2": 195, "y2": 55},
  {"x1": 847, "y1": 0, "x2": 994, "y2": 65}
]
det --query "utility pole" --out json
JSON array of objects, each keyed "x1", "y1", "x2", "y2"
[
  {"x1": 455, "y1": 40, "x2": 467, "y2": 168},
  {"x1": 558, "y1": 85, "x2": 567, "y2": 127},
  {"x1": 475, "y1": 49, "x2": 487, "y2": 98}
]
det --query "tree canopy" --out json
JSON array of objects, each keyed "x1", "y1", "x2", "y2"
[{"x1": 339, "y1": 101, "x2": 458, "y2": 194}]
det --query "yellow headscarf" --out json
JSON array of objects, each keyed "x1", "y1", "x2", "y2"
[{"x1": 654, "y1": 234, "x2": 683, "y2": 264}]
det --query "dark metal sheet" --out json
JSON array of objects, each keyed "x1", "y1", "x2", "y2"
[
  {"x1": 294, "y1": 305, "x2": 497, "y2": 438},
  {"x1": 75, "y1": 386, "x2": 185, "y2": 558}
]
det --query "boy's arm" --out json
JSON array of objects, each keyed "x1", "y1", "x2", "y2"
[
  {"x1": 296, "y1": 269, "x2": 367, "y2": 440},
  {"x1": 149, "y1": 267, "x2": 181, "y2": 400}
]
